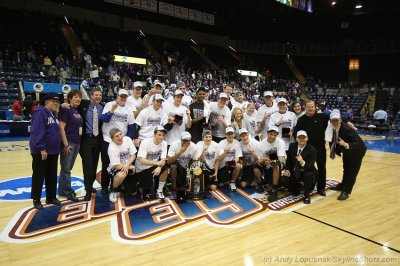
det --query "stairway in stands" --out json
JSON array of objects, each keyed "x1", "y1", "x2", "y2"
[
  {"x1": 60, "y1": 24, "x2": 83, "y2": 58},
  {"x1": 190, "y1": 45, "x2": 218, "y2": 69},
  {"x1": 285, "y1": 58, "x2": 306, "y2": 86}
]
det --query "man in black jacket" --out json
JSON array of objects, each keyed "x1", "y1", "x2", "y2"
[
  {"x1": 281, "y1": 130, "x2": 317, "y2": 204},
  {"x1": 328, "y1": 112, "x2": 367, "y2": 201},
  {"x1": 293, "y1": 100, "x2": 329, "y2": 197},
  {"x1": 78, "y1": 87, "x2": 104, "y2": 201}
]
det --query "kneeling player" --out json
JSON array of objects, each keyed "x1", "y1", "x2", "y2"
[
  {"x1": 107, "y1": 128, "x2": 137, "y2": 203},
  {"x1": 257, "y1": 126, "x2": 286, "y2": 201},
  {"x1": 167, "y1": 132, "x2": 197, "y2": 192},
  {"x1": 217, "y1": 127, "x2": 243, "y2": 191},
  {"x1": 195, "y1": 130, "x2": 220, "y2": 191},
  {"x1": 135, "y1": 126, "x2": 169, "y2": 200},
  {"x1": 238, "y1": 128, "x2": 263, "y2": 190}
]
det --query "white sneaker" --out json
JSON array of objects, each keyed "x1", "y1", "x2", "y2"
[
  {"x1": 156, "y1": 190, "x2": 165, "y2": 200},
  {"x1": 109, "y1": 192, "x2": 119, "y2": 203},
  {"x1": 230, "y1": 182, "x2": 237, "y2": 191}
]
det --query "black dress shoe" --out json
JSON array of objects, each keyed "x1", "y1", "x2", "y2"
[
  {"x1": 83, "y1": 193, "x2": 92, "y2": 201},
  {"x1": 67, "y1": 194, "x2": 79, "y2": 202},
  {"x1": 267, "y1": 190, "x2": 278, "y2": 202},
  {"x1": 318, "y1": 190, "x2": 326, "y2": 196},
  {"x1": 330, "y1": 183, "x2": 342, "y2": 191},
  {"x1": 303, "y1": 197, "x2": 311, "y2": 204},
  {"x1": 33, "y1": 200, "x2": 43, "y2": 210},
  {"x1": 46, "y1": 198, "x2": 61, "y2": 205},
  {"x1": 337, "y1": 192, "x2": 349, "y2": 201}
]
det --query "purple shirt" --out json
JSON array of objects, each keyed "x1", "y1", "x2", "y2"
[
  {"x1": 58, "y1": 106, "x2": 83, "y2": 144},
  {"x1": 29, "y1": 106, "x2": 61, "y2": 155}
]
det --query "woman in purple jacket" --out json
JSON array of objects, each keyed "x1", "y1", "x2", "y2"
[{"x1": 29, "y1": 93, "x2": 62, "y2": 209}]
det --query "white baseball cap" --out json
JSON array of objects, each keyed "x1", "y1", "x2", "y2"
[
  {"x1": 118, "y1": 89, "x2": 129, "y2": 96},
  {"x1": 297, "y1": 130, "x2": 308, "y2": 137},
  {"x1": 330, "y1": 112, "x2": 341, "y2": 120},
  {"x1": 154, "y1": 81, "x2": 163, "y2": 87},
  {"x1": 219, "y1": 92, "x2": 229, "y2": 99},
  {"x1": 154, "y1": 94, "x2": 165, "y2": 101},
  {"x1": 239, "y1": 128, "x2": 248, "y2": 135},
  {"x1": 174, "y1": 90, "x2": 184, "y2": 96},
  {"x1": 278, "y1": 98, "x2": 288, "y2": 104},
  {"x1": 154, "y1": 125, "x2": 167, "y2": 134},
  {"x1": 267, "y1": 125, "x2": 279, "y2": 133},
  {"x1": 263, "y1": 91, "x2": 273, "y2": 97},
  {"x1": 225, "y1": 127, "x2": 235, "y2": 134},
  {"x1": 181, "y1": 132, "x2": 192, "y2": 140},
  {"x1": 133, "y1": 81, "x2": 143, "y2": 88}
]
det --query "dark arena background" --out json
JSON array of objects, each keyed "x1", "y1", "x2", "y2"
[{"x1": 0, "y1": 0, "x2": 399, "y2": 265}]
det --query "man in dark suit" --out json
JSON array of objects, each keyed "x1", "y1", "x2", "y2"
[
  {"x1": 328, "y1": 112, "x2": 367, "y2": 201},
  {"x1": 293, "y1": 100, "x2": 329, "y2": 197},
  {"x1": 78, "y1": 87, "x2": 104, "y2": 201},
  {"x1": 281, "y1": 130, "x2": 317, "y2": 204}
]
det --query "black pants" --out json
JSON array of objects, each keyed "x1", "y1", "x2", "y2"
[
  {"x1": 101, "y1": 140, "x2": 111, "y2": 190},
  {"x1": 315, "y1": 146, "x2": 327, "y2": 191},
  {"x1": 342, "y1": 153, "x2": 365, "y2": 194},
  {"x1": 281, "y1": 170, "x2": 315, "y2": 197},
  {"x1": 31, "y1": 153, "x2": 59, "y2": 201},
  {"x1": 80, "y1": 135, "x2": 102, "y2": 193}
]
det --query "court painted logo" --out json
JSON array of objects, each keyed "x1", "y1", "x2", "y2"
[
  {"x1": 1, "y1": 180, "x2": 338, "y2": 244},
  {"x1": 0, "y1": 176, "x2": 84, "y2": 201}
]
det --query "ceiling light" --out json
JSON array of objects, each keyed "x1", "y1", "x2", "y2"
[
  {"x1": 355, "y1": 2, "x2": 363, "y2": 9},
  {"x1": 331, "y1": 1, "x2": 336, "y2": 6}
]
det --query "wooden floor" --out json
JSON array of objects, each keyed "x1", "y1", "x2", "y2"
[{"x1": 1, "y1": 137, "x2": 400, "y2": 266}]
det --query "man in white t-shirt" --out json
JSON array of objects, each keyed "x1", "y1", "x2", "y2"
[
  {"x1": 217, "y1": 127, "x2": 243, "y2": 191},
  {"x1": 167, "y1": 132, "x2": 197, "y2": 192},
  {"x1": 107, "y1": 128, "x2": 137, "y2": 203},
  {"x1": 209, "y1": 93, "x2": 231, "y2": 143},
  {"x1": 238, "y1": 128, "x2": 263, "y2": 190},
  {"x1": 232, "y1": 91, "x2": 248, "y2": 110},
  {"x1": 144, "y1": 81, "x2": 163, "y2": 107},
  {"x1": 256, "y1": 91, "x2": 278, "y2": 140},
  {"x1": 100, "y1": 89, "x2": 136, "y2": 193},
  {"x1": 135, "y1": 125, "x2": 169, "y2": 200},
  {"x1": 194, "y1": 130, "x2": 219, "y2": 191},
  {"x1": 268, "y1": 97, "x2": 297, "y2": 150},
  {"x1": 133, "y1": 94, "x2": 171, "y2": 148},
  {"x1": 167, "y1": 81, "x2": 193, "y2": 108},
  {"x1": 163, "y1": 90, "x2": 192, "y2": 145},
  {"x1": 256, "y1": 126, "x2": 286, "y2": 201},
  {"x1": 126, "y1": 81, "x2": 146, "y2": 118},
  {"x1": 223, "y1": 84, "x2": 236, "y2": 109}
]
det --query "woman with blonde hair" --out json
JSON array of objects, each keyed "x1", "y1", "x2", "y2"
[{"x1": 231, "y1": 107, "x2": 246, "y2": 140}]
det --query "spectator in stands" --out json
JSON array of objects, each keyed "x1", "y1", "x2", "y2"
[
  {"x1": 58, "y1": 67, "x2": 68, "y2": 84},
  {"x1": 58, "y1": 90, "x2": 83, "y2": 202},
  {"x1": 343, "y1": 108, "x2": 353, "y2": 123},
  {"x1": 373, "y1": 107, "x2": 388, "y2": 124},
  {"x1": 12, "y1": 98, "x2": 23, "y2": 120},
  {"x1": 5, "y1": 74, "x2": 16, "y2": 88},
  {"x1": 43, "y1": 55, "x2": 52, "y2": 72},
  {"x1": 48, "y1": 65, "x2": 58, "y2": 83},
  {"x1": 83, "y1": 53, "x2": 92, "y2": 71},
  {"x1": 23, "y1": 95, "x2": 34, "y2": 120},
  {"x1": 81, "y1": 73, "x2": 95, "y2": 90},
  {"x1": 29, "y1": 93, "x2": 61, "y2": 209}
]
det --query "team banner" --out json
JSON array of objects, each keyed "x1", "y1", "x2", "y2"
[
  {"x1": 23, "y1": 82, "x2": 79, "y2": 94},
  {"x1": 202, "y1": 12, "x2": 215, "y2": 25},
  {"x1": 141, "y1": 0, "x2": 157, "y2": 12},
  {"x1": 104, "y1": 0, "x2": 123, "y2": 5},
  {"x1": 123, "y1": 0, "x2": 141, "y2": 8},
  {"x1": 159, "y1": 2, "x2": 174, "y2": 16},
  {"x1": 174, "y1": 6, "x2": 188, "y2": 20},
  {"x1": 189, "y1": 9, "x2": 203, "y2": 23}
]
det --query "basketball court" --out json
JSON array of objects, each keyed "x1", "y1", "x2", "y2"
[{"x1": 0, "y1": 135, "x2": 399, "y2": 265}]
